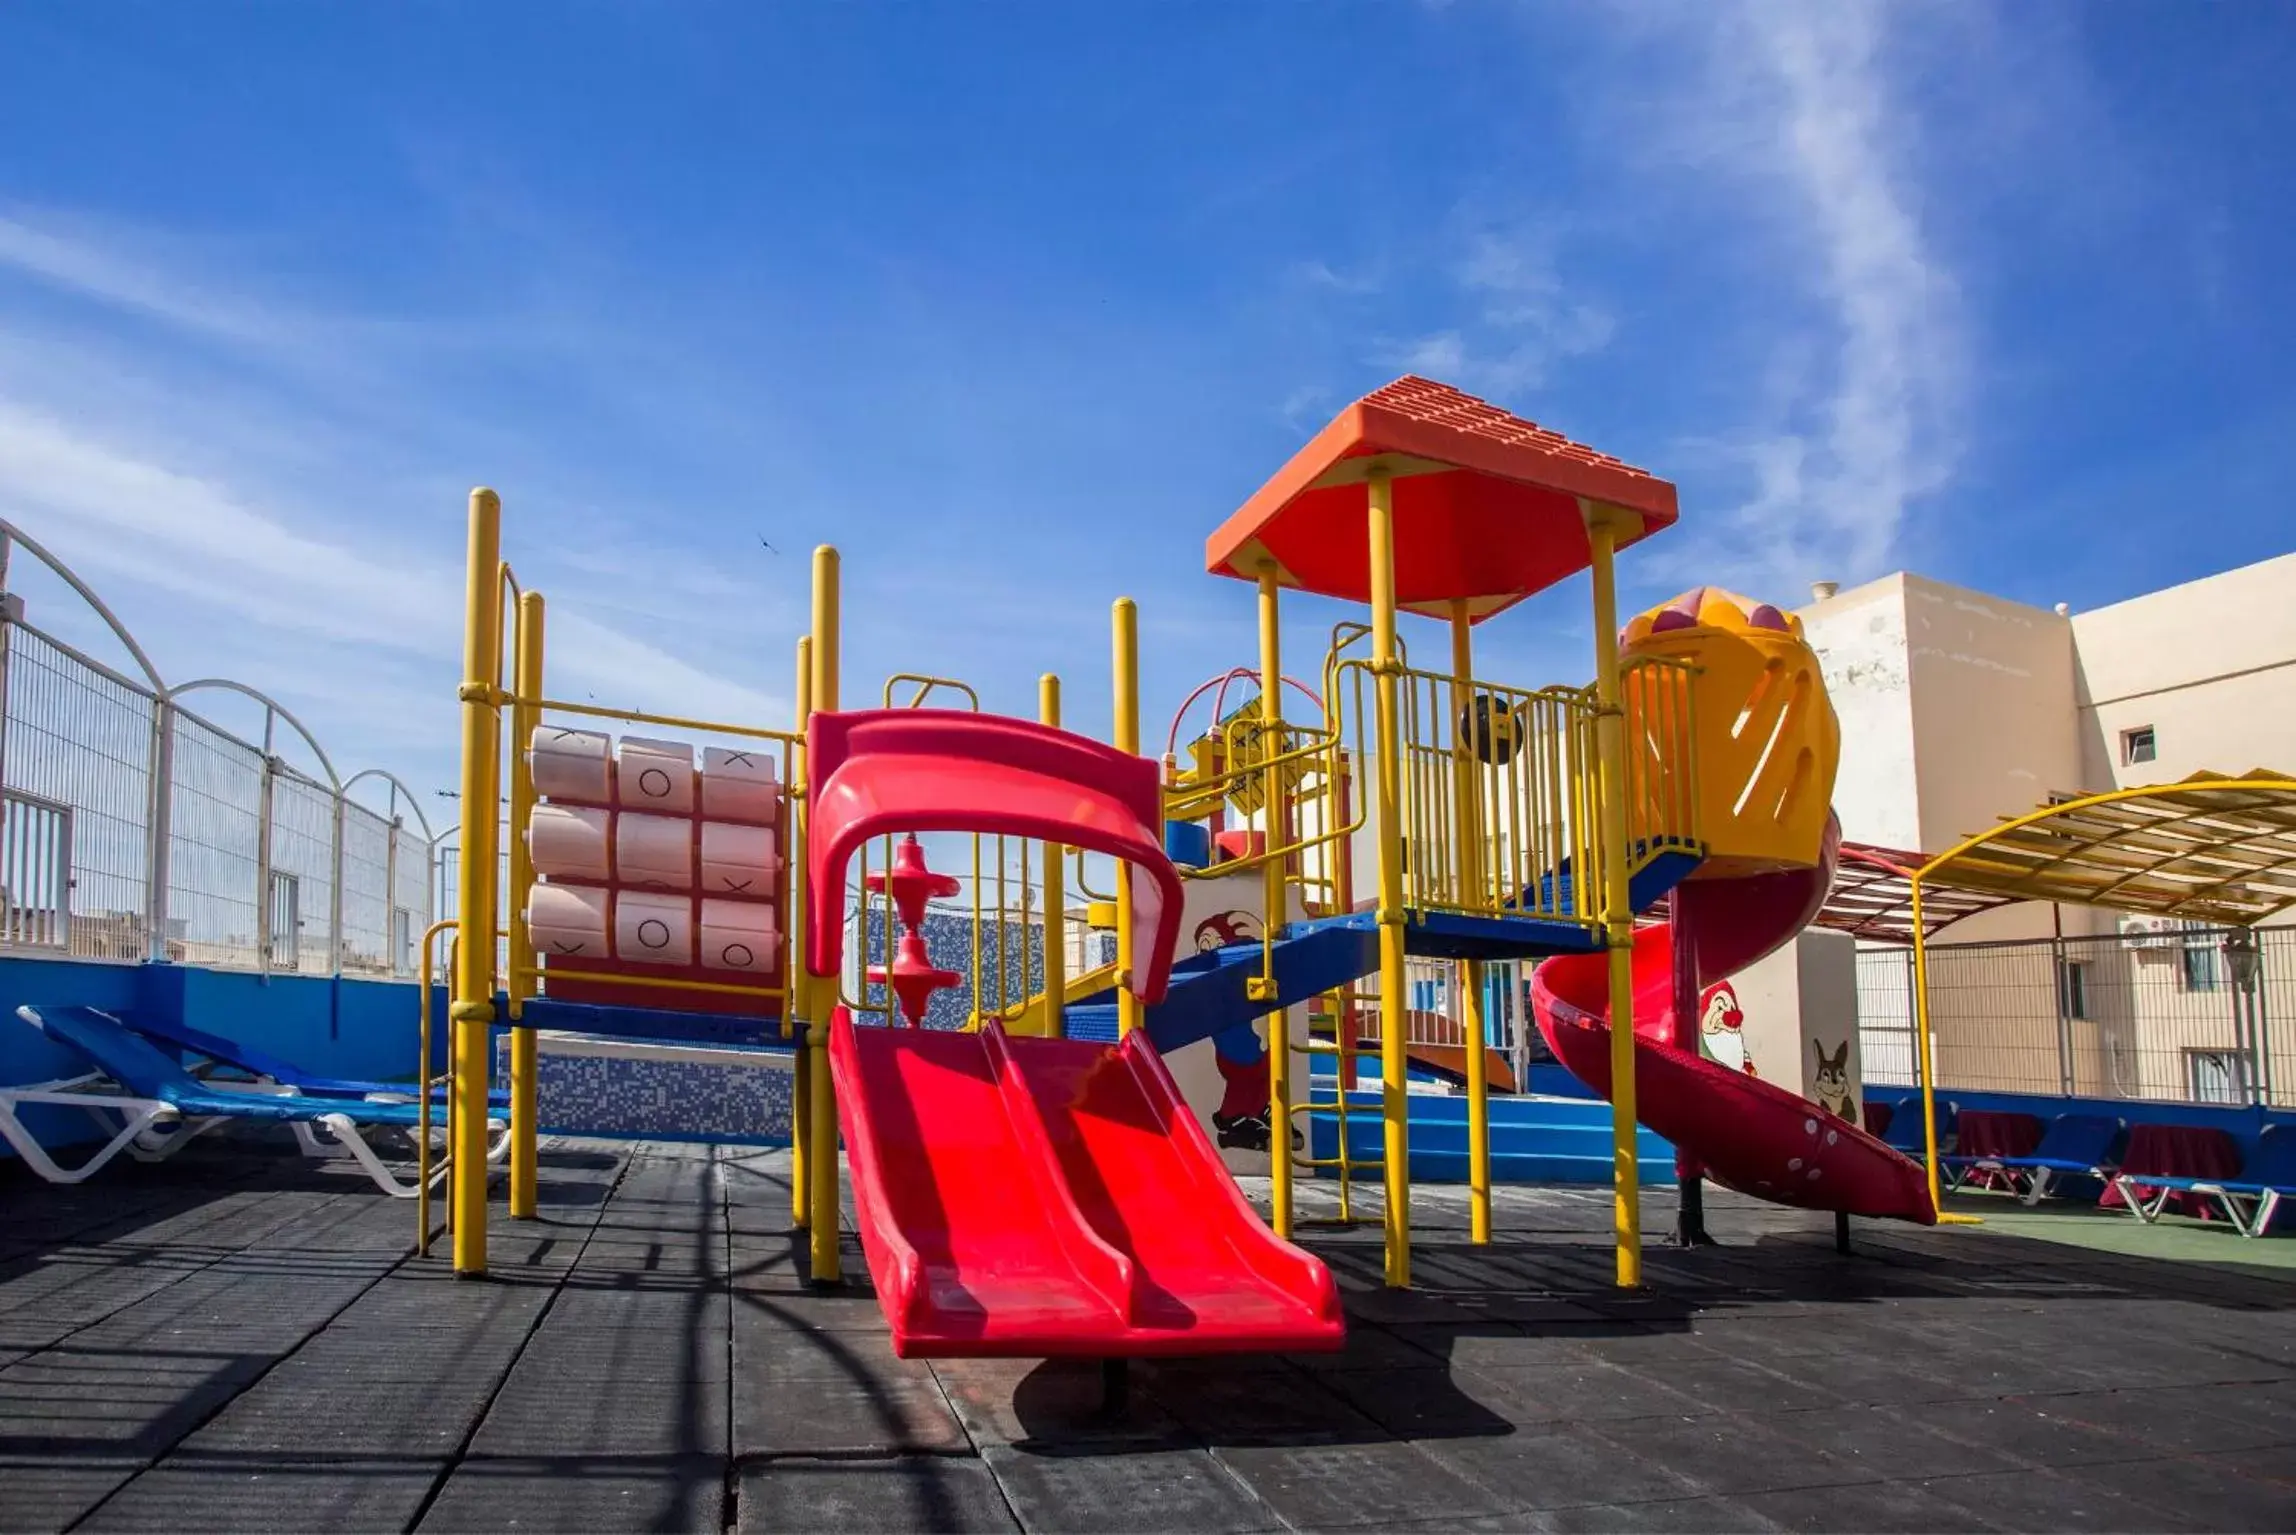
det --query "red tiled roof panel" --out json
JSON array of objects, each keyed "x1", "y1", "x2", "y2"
[{"x1": 1207, "y1": 377, "x2": 1679, "y2": 616}]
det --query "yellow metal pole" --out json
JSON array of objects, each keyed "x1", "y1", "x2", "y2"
[
  {"x1": 1039, "y1": 673, "x2": 1067, "y2": 1041},
  {"x1": 1112, "y1": 597, "x2": 1143, "y2": 1041},
  {"x1": 450, "y1": 488, "x2": 503, "y2": 1277},
  {"x1": 507, "y1": 591, "x2": 545, "y2": 1218},
  {"x1": 1583, "y1": 504, "x2": 1642, "y2": 1289},
  {"x1": 790, "y1": 634, "x2": 813, "y2": 1227},
  {"x1": 1912, "y1": 878, "x2": 1944, "y2": 1212},
  {"x1": 806, "y1": 548, "x2": 843, "y2": 1282},
  {"x1": 1367, "y1": 474, "x2": 1411, "y2": 1288},
  {"x1": 1449, "y1": 600, "x2": 1493, "y2": 1245},
  {"x1": 1255, "y1": 566, "x2": 1294, "y2": 1238}
]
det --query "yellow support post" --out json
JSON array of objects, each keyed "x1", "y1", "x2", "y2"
[
  {"x1": 1039, "y1": 673, "x2": 1067, "y2": 1041},
  {"x1": 1449, "y1": 600, "x2": 1492, "y2": 1245},
  {"x1": 507, "y1": 590, "x2": 545, "y2": 1219},
  {"x1": 1254, "y1": 565, "x2": 1293, "y2": 1239},
  {"x1": 1908, "y1": 880, "x2": 1985, "y2": 1226},
  {"x1": 450, "y1": 488, "x2": 503, "y2": 1277},
  {"x1": 805, "y1": 547, "x2": 843, "y2": 1282},
  {"x1": 790, "y1": 635, "x2": 813, "y2": 1228},
  {"x1": 1112, "y1": 597, "x2": 1143, "y2": 1042},
  {"x1": 1367, "y1": 474, "x2": 1411, "y2": 1288},
  {"x1": 1583, "y1": 504, "x2": 1642, "y2": 1289}
]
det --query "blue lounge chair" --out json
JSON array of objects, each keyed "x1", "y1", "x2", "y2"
[
  {"x1": 123, "y1": 1008, "x2": 505, "y2": 1107},
  {"x1": 1883, "y1": 1096, "x2": 1955, "y2": 1159},
  {"x1": 1963, "y1": 1113, "x2": 2125, "y2": 1204},
  {"x1": 0, "y1": 1005, "x2": 506, "y2": 1197},
  {"x1": 2115, "y1": 1124, "x2": 2296, "y2": 1238}
]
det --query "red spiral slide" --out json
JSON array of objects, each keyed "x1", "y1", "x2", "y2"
[
  {"x1": 808, "y1": 709, "x2": 1343, "y2": 1358},
  {"x1": 1530, "y1": 834, "x2": 1934, "y2": 1224}
]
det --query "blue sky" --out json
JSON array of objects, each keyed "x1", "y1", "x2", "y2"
[{"x1": 0, "y1": 3, "x2": 2290, "y2": 808}]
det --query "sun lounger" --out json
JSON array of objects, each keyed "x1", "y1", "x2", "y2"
[{"x1": 0, "y1": 1005, "x2": 505, "y2": 1197}]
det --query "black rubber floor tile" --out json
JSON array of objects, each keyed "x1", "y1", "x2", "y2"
[
  {"x1": 1758, "y1": 1404, "x2": 2022, "y2": 1481},
  {"x1": 1313, "y1": 1365, "x2": 1520, "y2": 1437},
  {"x1": 930, "y1": 1357, "x2": 1189, "y2": 1450},
  {"x1": 1142, "y1": 1366, "x2": 1380, "y2": 1444},
  {"x1": 2020, "y1": 1386, "x2": 2295, "y2": 1455},
  {"x1": 1279, "y1": 1323, "x2": 1441, "y2": 1374},
  {"x1": 1923, "y1": 1399, "x2": 2141, "y2": 1468},
  {"x1": 1580, "y1": 1416, "x2": 1871, "y2": 1499},
  {"x1": 79, "y1": 1454, "x2": 447, "y2": 1532},
  {"x1": 1925, "y1": 1466, "x2": 2206, "y2": 1532},
  {"x1": 0, "y1": 1346, "x2": 271, "y2": 1459},
  {"x1": 419, "y1": 1454, "x2": 724, "y2": 1533},
  {"x1": 1614, "y1": 1358, "x2": 1847, "y2": 1415},
  {"x1": 1736, "y1": 1479, "x2": 1984, "y2": 1534},
  {"x1": 546, "y1": 1284, "x2": 732, "y2": 1336},
  {"x1": 734, "y1": 1368, "x2": 968, "y2": 1457},
  {"x1": 741, "y1": 1455, "x2": 1017, "y2": 1534},
  {"x1": 1542, "y1": 1494, "x2": 1784, "y2": 1532},
  {"x1": 183, "y1": 1368, "x2": 502, "y2": 1458},
  {"x1": 1213, "y1": 1438, "x2": 1513, "y2": 1529},
  {"x1": 2073, "y1": 1452, "x2": 2296, "y2": 1530},
  {"x1": 734, "y1": 1313, "x2": 924, "y2": 1386},
  {"x1": 1465, "y1": 1361, "x2": 1703, "y2": 1423},
  {"x1": 0, "y1": 1454, "x2": 143, "y2": 1530},
  {"x1": 336, "y1": 1274, "x2": 558, "y2": 1334},
  {"x1": 983, "y1": 1442, "x2": 1274, "y2": 1534},
  {"x1": 471, "y1": 1372, "x2": 729, "y2": 1459}
]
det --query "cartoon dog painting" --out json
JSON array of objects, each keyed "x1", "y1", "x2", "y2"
[
  {"x1": 1698, "y1": 981, "x2": 1755, "y2": 1078},
  {"x1": 1812, "y1": 1039, "x2": 1858, "y2": 1125},
  {"x1": 1192, "y1": 911, "x2": 1299, "y2": 1153}
]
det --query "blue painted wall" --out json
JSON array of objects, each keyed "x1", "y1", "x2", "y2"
[{"x1": 0, "y1": 955, "x2": 443, "y2": 1156}]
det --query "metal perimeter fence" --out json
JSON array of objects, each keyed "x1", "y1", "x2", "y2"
[
  {"x1": 0, "y1": 608, "x2": 437, "y2": 978},
  {"x1": 1857, "y1": 924, "x2": 2296, "y2": 1110}
]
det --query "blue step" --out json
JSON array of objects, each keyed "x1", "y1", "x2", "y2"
[{"x1": 1305, "y1": 1087, "x2": 1675, "y2": 1186}]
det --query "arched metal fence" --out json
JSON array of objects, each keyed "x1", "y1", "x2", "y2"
[{"x1": 0, "y1": 521, "x2": 438, "y2": 975}]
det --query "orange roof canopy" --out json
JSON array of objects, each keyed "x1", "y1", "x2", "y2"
[{"x1": 1207, "y1": 376, "x2": 1679, "y2": 621}]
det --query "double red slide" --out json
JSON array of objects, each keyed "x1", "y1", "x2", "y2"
[
  {"x1": 807, "y1": 710, "x2": 1342, "y2": 1358},
  {"x1": 1531, "y1": 832, "x2": 1935, "y2": 1224}
]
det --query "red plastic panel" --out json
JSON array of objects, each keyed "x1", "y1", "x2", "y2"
[
  {"x1": 806, "y1": 710, "x2": 1183, "y2": 1002},
  {"x1": 829, "y1": 1010, "x2": 1343, "y2": 1358}
]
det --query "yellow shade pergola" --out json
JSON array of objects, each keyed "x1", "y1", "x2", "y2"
[{"x1": 1903, "y1": 770, "x2": 2296, "y2": 1223}]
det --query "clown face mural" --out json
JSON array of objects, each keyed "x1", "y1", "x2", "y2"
[{"x1": 1698, "y1": 981, "x2": 1755, "y2": 1078}]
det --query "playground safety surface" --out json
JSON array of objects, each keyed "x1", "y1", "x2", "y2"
[{"x1": 3, "y1": 1139, "x2": 2295, "y2": 1533}]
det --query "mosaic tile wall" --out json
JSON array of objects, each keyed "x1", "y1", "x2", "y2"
[
  {"x1": 496, "y1": 1035, "x2": 793, "y2": 1142},
  {"x1": 853, "y1": 904, "x2": 1047, "y2": 1028},
  {"x1": 492, "y1": 905, "x2": 1116, "y2": 1140}
]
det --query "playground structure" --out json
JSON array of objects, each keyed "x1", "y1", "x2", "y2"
[{"x1": 437, "y1": 376, "x2": 1941, "y2": 1360}]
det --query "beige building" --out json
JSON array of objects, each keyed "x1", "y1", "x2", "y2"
[{"x1": 1799, "y1": 552, "x2": 2296, "y2": 1106}]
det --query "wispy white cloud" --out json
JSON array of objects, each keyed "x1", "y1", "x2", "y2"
[
  {"x1": 1381, "y1": 220, "x2": 1614, "y2": 400},
  {"x1": 0, "y1": 210, "x2": 794, "y2": 791},
  {"x1": 1624, "y1": 4, "x2": 1965, "y2": 595}
]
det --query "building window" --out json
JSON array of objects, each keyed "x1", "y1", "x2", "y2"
[
  {"x1": 2056, "y1": 958, "x2": 2090, "y2": 1020},
  {"x1": 2187, "y1": 1049, "x2": 2250, "y2": 1105},
  {"x1": 2122, "y1": 726, "x2": 2156, "y2": 766},
  {"x1": 2179, "y1": 925, "x2": 2220, "y2": 992}
]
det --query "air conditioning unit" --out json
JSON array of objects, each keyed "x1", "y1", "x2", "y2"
[{"x1": 2120, "y1": 915, "x2": 2178, "y2": 951}]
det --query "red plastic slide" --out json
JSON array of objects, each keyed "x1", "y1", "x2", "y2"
[
  {"x1": 808, "y1": 708, "x2": 1341, "y2": 1357},
  {"x1": 831, "y1": 1012, "x2": 1343, "y2": 1357},
  {"x1": 1530, "y1": 840, "x2": 1934, "y2": 1224}
]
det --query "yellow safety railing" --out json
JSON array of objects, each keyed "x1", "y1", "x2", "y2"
[
  {"x1": 1322, "y1": 654, "x2": 1701, "y2": 926},
  {"x1": 415, "y1": 917, "x2": 459, "y2": 1257}
]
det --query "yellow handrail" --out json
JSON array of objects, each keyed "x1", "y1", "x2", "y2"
[{"x1": 416, "y1": 918, "x2": 458, "y2": 1258}]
